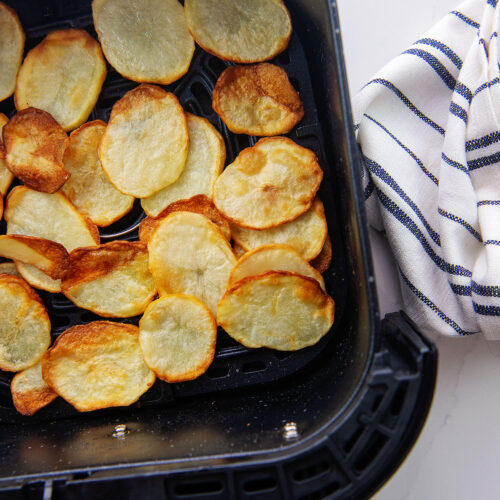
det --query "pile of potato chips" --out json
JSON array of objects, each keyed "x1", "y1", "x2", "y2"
[{"x1": 0, "y1": 0, "x2": 335, "y2": 416}]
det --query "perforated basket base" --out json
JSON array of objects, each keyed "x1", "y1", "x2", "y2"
[{"x1": 0, "y1": 6, "x2": 347, "y2": 422}]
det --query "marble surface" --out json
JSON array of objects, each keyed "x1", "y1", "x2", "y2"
[{"x1": 336, "y1": 1, "x2": 500, "y2": 499}]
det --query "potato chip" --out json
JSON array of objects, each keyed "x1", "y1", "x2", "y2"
[
  {"x1": 0, "y1": 113, "x2": 14, "y2": 195},
  {"x1": 0, "y1": 2, "x2": 24, "y2": 102},
  {"x1": 141, "y1": 113, "x2": 226, "y2": 216},
  {"x1": 228, "y1": 244, "x2": 325, "y2": 290},
  {"x1": 139, "y1": 195, "x2": 231, "y2": 244},
  {"x1": 93, "y1": 0, "x2": 194, "y2": 84},
  {"x1": 0, "y1": 235, "x2": 69, "y2": 280},
  {"x1": 213, "y1": 137, "x2": 323, "y2": 229},
  {"x1": 0, "y1": 261, "x2": 21, "y2": 277},
  {"x1": 185, "y1": 0, "x2": 291, "y2": 63},
  {"x1": 62, "y1": 121, "x2": 134, "y2": 226},
  {"x1": 0, "y1": 273, "x2": 51, "y2": 371},
  {"x1": 5, "y1": 186, "x2": 100, "y2": 292},
  {"x1": 213, "y1": 63, "x2": 304, "y2": 136},
  {"x1": 3, "y1": 108, "x2": 70, "y2": 193},
  {"x1": 217, "y1": 271, "x2": 334, "y2": 350},
  {"x1": 41, "y1": 321, "x2": 155, "y2": 412},
  {"x1": 232, "y1": 242, "x2": 246, "y2": 259},
  {"x1": 149, "y1": 211, "x2": 236, "y2": 315},
  {"x1": 99, "y1": 84, "x2": 189, "y2": 198},
  {"x1": 231, "y1": 198, "x2": 327, "y2": 260},
  {"x1": 11, "y1": 361, "x2": 57, "y2": 416},
  {"x1": 62, "y1": 241, "x2": 156, "y2": 318},
  {"x1": 139, "y1": 295, "x2": 216, "y2": 382},
  {"x1": 15, "y1": 29, "x2": 107, "y2": 131},
  {"x1": 310, "y1": 234, "x2": 332, "y2": 274}
]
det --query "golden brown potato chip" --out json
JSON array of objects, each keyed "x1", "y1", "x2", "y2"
[
  {"x1": 139, "y1": 195, "x2": 231, "y2": 244},
  {"x1": 213, "y1": 63, "x2": 304, "y2": 136},
  {"x1": 62, "y1": 120, "x2": 134, "y2": 226},
  {"x1": 141, "y1": 113, "x2": 226, "y2": 216},
  {"x1": 185, "y1": 0, "x2": 291, "y2": 63},
  {"x1": 11, "y1": 361, "x2": 57, "y2": 416},
  {"x1": 0, "y1": 113, "x2": 14, "y2": 195},
  {"x1": 0, "y1": 235, "x2": 69, "y2": 279},
  {"x1": 5, "y1": 186, "x2": 100, "y2": 292},
  {"x1": 231, "y1": 198, "x2": 327, "y2": 261},
  {"x1": 0, "y1": 261, "x2": 21, "y2": 277},
  {"x1": 149, "y1": 211, "x2": 236, "y2": 315},
  {"x1": 62, "y1": 241, "x2": 156, "y2": 318},
  {"x1": 3, "y1": 108, "x2": 70, "y2": 193},
  {"x1": 0, "y1": 2, "x2": 24, "y2": 102},
  {"x1": 213, "y1": 137, "x2": 322, "y2": 229},
  {"x1": 217, "y1": 271, "x2": 334, "y2": 350},
  {"x1": 0, "y1": 273, "x2": 51, "y2": 371},
  {"x1": 99, "y1": 84, "x2": 189, "y2": 198},
  {"x1": 93, "y1": 0, "x2": 194, "y2": 84},
  {"x1": 15, "y1": 29, "x2": 107, "y2": 131},
  {"x1": 139, "y1": 295, "x2": 216, "y2": 382},
  {"x1": 310, "y1": 234, "x2": 332, "y2": 274},
  {"x1": 41, "y1": 321, "x2": 155, "y2": 412},
  {"x1": 228, "y1": 244, "x2": 325, "y2": 290},
  {"x1": 0, "y1": 193, "x2": 2, "y2": 220}
]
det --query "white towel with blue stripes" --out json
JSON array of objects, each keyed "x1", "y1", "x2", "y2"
[{"x1": 354, "y1": 0, "x2": 500, "y2": 338}]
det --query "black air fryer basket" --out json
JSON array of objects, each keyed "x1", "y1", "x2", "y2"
[{"x1": 0, "y1": 1, "x2": 437, "y2": 498}]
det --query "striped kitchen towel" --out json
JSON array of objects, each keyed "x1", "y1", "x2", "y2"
[{"x1": 354, "y1": 0, "x2": 500, "y2": 338}]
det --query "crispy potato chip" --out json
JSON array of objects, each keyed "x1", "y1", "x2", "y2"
[
  {"x1": 0, "y1": 235, "x2": 69, "y2": 279},
  {"x1": 232, "y1": 242, "x2": 246, "y2": 259},
  {"x1": 93, "y1": 0, "x2": 194, "y2": 84},
  {"x1": 310, "y1": 234, "x2": 332, "y2": 274},
  {"x1": 3, "y1": 108, "x2": 70, "y2": 193},
  {"x1": 139, "y1": 295, "x2": 216, "y2": 382},
  {"x1": 141, "y1": 113, "x2": 226, "y2": 216},
  {"x1": 0, "y1": 113, "x2": 14, "y2": 195},
  {"x1": 231, "y1": 198, "x2": 327, "y2": 260},
  {"x1": 5, "y1": 186, "x2": 100, "y2": 292},
  {"x1": 99, "y1": 84, "x2": 189, "y2": 198},
  {"x1": 62, "y1": 241, "x2": 156, "y2": 318},
  {"x1": 41, "y1": 321, "x2": 155, "y2": 412},
  {"x1": 0, "y1": 261, "x2": 21, "y2": 277},
  {"x1": 185, "y1": 0, "x2": 291, "y2": 63},
  {"x1": 139, "y1": 195, "x2": 231, "y2": 244},
  {"x1": 0, "y1": 2, "x2": 24, "y2": 102},
  {"x1": 62, "y1": 120, "x2": 134, "y2": 226},
  {"x1": 213, "y1": 137, "x2": 323, "y2": 229},
  {"x1": 15, "y1": 29, "x2": 107, "y2": 131},
  {"x1": 149, "y1": 211, "x2": 236, "y2": 315},
  {"x1": 217, "y1": 271, "x2": 334, "y2": 350},
  {"x1": 0, "y1": 193, "x2": 2, "y2": 220},
  {"x1": 0, "y1": 273, "x2": 51, "y2": 371},
  {"x1": 228, "y1": 244, "x2": 325, "y2": 290},
  {"x1": 11, "y1": 361, "x2": 57, "y2": 416},
  {"x1": 213, "y1": 63, "x2": 304, "y2": 136}
]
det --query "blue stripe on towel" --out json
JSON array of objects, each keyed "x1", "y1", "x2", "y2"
[
  {"x1": 400, "y1": 269, "x2": 476, "y2": 335},
  {"x1": 466, "y1": 130, "x2": 500, "y2": 151},
  {"x1": 364, "y1": 114, "x2": 439, "y2": 185},
  {"x1": 472, "y1": 281, "x2": 500, "y2": 297},
  {"x1": 485, "y1": 240, "x2": 500, "y2": 246},
  {"x1": 364, "y1": 156, "x2": 441, "y2": 245},
  {"x1": 449, "y1": 102, "x2": 468, "y2": 123},
  {"x1": 477, "y1": 200, "x2": 500, "y2": 206},
  {"x1": 451, "y1": 10, "x2": 480, "y2": 29},
  {"x1": 364, "y1": 79, "x2": 445, "y2": 135},
  {"x1": 376, "y1": 189, "x2": 471, "y2": 276},
  {"x1": 364, "y1": 177, "x2": 375, "y2": 200},
  {"x1": 438, "y1": 208, "x2": 482, "y2": 241},
  {"x1": 473, "y1": 303, "x2": 500, "y2": 316},
  {"x1": 415, "y1": 38, "x2": 463, "y2": 69},
  {"x1": 450, "y1": 283, "x2": 472, "y2": 296},
  {"x1": 442, "y1": 153, "x2": 469, "y2": 173},
  {"x1": 403, "y1": 48, "x2": 457, "y2": 90},
  {"x1": 468, "y1": 150, "x2": 500, "y2": 170}
]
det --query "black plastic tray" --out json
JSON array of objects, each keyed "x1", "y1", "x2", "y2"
[{"x1": 0, "y1": 7, "x2": 347, "y2": 423}]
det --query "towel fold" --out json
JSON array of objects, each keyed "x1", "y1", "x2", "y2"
[{"x1": 354, "y1": 0, "x2": 500, "y2": 338}]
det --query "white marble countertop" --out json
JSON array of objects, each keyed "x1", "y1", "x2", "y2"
[{"x1": 336, "y1": 1, "x2": 500, "y2": 499}]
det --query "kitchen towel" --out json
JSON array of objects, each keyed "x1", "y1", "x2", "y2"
[{"x1": 354, "y1": 0, "x2": 500, "y2": 338}]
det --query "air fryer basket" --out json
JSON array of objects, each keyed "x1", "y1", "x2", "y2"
[{"x1": 0, "y1": 1, "x2": 437, "y2": 499}]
